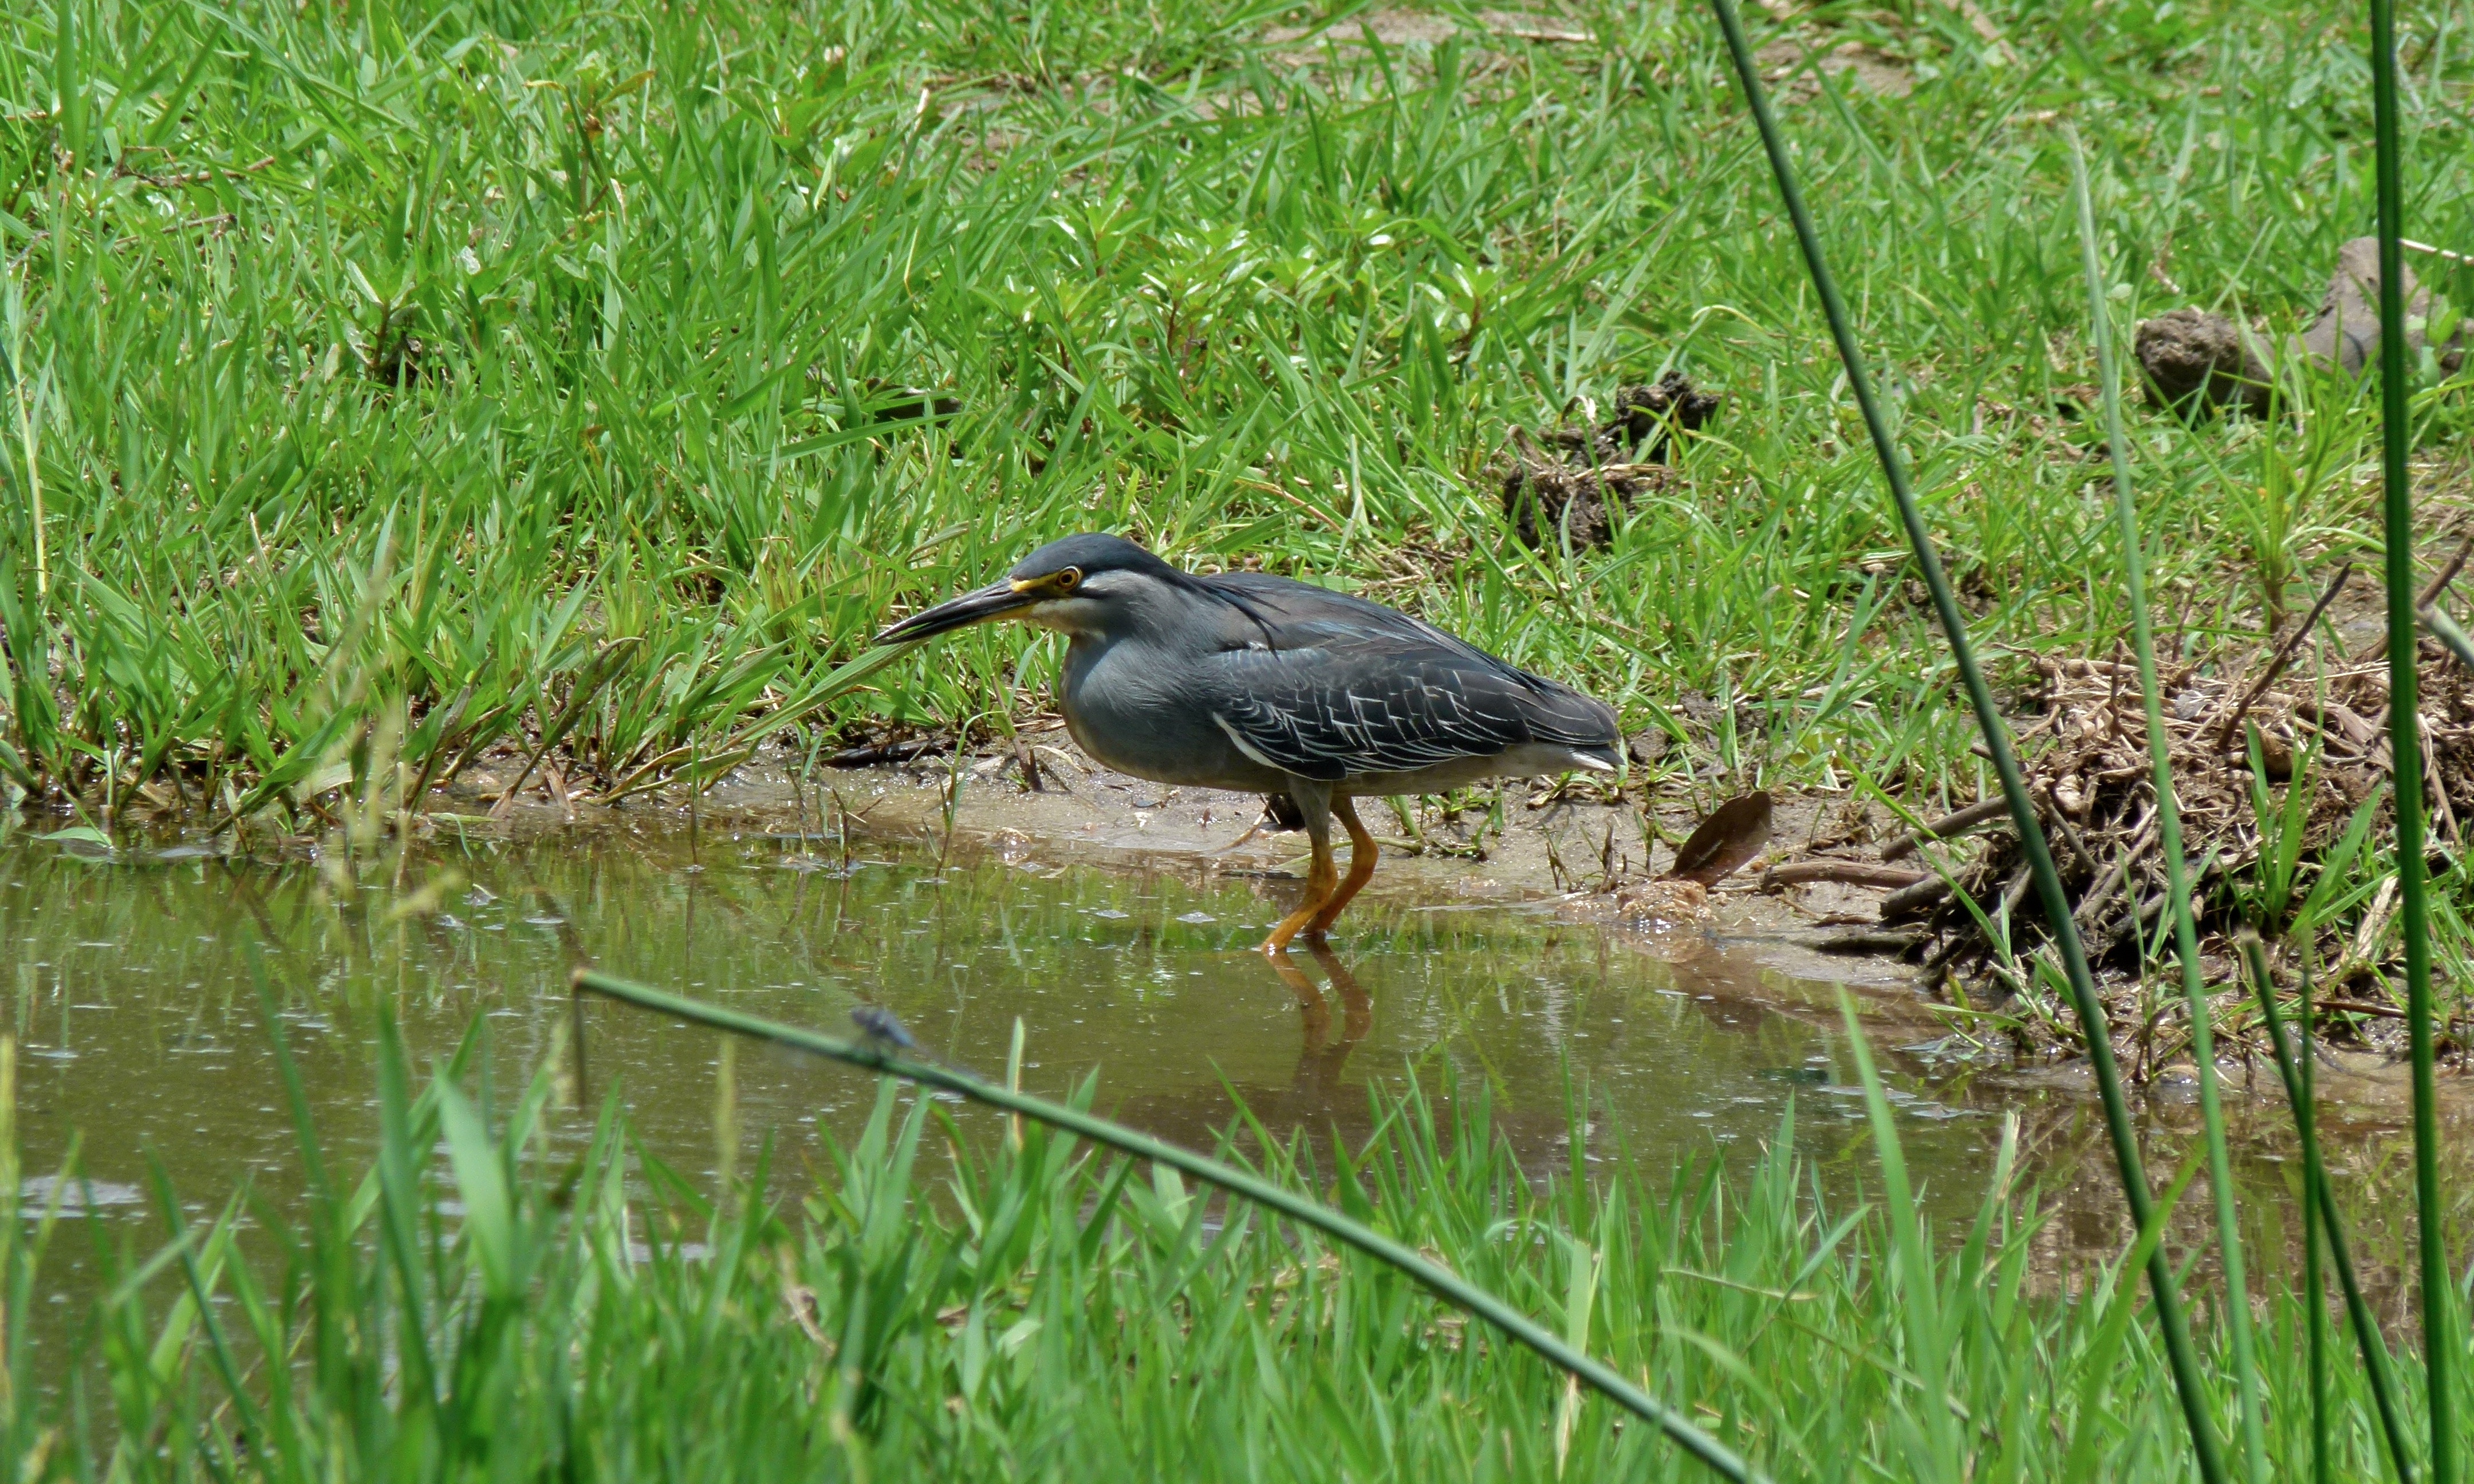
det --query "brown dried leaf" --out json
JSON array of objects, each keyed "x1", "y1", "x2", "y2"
[{"x1": 1665, "y1": 792, "x2": 1774, "y2": 886}]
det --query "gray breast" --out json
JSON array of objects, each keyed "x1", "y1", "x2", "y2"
[{"x1": 1058, "y1": 633, "x2": 1290, "y2": 791}]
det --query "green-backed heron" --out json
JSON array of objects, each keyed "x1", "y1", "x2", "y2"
[{"x1": 878, "y1": 534, "x2": 1621, "y2": 953}]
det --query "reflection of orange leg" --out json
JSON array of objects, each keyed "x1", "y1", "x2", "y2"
[
  {"x1": 1264, "y1": 948, "x2": 1334, "y2": 1049},
  {"x1": 1273, "y1": 945, "x2": 1372, "y2": 1101},
  {"x1": 1306, "y1": 941, "x2": 1373, "y2": 1043},
  {"x1": 1303, "y1": 796, "x2": 1378, "y2": 939}
]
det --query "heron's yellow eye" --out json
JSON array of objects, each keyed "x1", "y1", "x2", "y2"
[{"x1": 1055, "y1": 566, "x2": 1082, "y2": 591}]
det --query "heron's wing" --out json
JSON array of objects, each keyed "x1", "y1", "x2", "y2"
[{"x1": 1196, "y1": 591, "x2": 1618, "y2": 782}]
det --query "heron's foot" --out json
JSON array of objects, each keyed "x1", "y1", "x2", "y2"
[{"x1": 1258, "y1": 925, "x2": 1337, "y2": 955}]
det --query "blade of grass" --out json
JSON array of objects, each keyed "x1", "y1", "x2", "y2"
[
  {"x1": 2366, "y1": 2, "x2": 2453, "y2": 1476},
  {"x1": 2239, "y1": 933, "x2": 2418, "y2": 1482},
  {"x1": 2304, "y1": 935, "x2": 2333, "y2": 1484},
  {"x1": 5, "y1": 318, "x2": 42, "y2": 603},
  {"x1": 572, "y1": 968, "x2": 1768, "y2": 1484},
  {"x1": 2063, "y1": 1154, "x2": 2204, "y2": 1482},
  {"x1": 2421, "y1": 602, "x2": 2474, "y2": 673},
  {"x1": 1701, "y1": 5, "x2": 2227, "y2": 1478},
  {"x1": 2069, "y1": 127, "x2": 2268, "y2": 1484},
  {"x1": 1835, "y1": 989, "x2": 1960, "y2": 1480}
]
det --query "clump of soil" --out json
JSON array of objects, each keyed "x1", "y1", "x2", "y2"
[
  {"x1": 1495, "y1": 372, "x2": 1720, "y2": 547},
  {"x1": 1547, "y1": 374, "x2": 1723, "y2": 464},
  {"x1": 1498, "y1": 456, "x2": 1677, "y2": 549},
  {"x1": 2136, "y1": 238, "x2": 2468, "y2": 416},
  {"x1": 2135, "y1": 308, "x2": 2274, "y2": 416}
]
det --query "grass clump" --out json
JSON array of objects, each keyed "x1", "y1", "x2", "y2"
[{"x1": 0, "y1": 1023, "x2": 2447, "y2": 1482}]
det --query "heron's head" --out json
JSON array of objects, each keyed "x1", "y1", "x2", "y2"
[{"x1": 873, "y1": 534, "x2": 1184, "y2": 645}]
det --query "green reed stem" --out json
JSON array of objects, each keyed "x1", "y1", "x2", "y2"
[
  {"x1": 570, "y1": 969, "x2": 1768, "y2": 1484},
  {"x1": 0, "y1": 1036, "x2": 15, "y2": 1433},
  {"x1": 2067, "y1": 131, "x2": 2268, "y2": 1484},
  {"x1": 1702, "y1": 6, "x2": 2225, "y2": 1478},
  {"x1": 2239, "y1": 934, "x2": 2419, "y2": 1482},
  {"x1": 2303, "y1": 941, "x2": 2333, "y2": 1484},
  {"x1": 2366, "y1": 3, "x2": 2453, "y2": 1477}
]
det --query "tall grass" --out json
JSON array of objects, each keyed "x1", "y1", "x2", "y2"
[
  {"x1": 1700, "y1": 1, "x2": 2228, "y2": 1473},
  {"x1": 1705, "y1": 3, "x2": 2468, "y2": 1481},
  {"x1": 574, "y1": 968, "x2": 1759, "y2": 1481},
  {"x1": 2366, "y1": 0, "x2": 2454, "y2": 1476},
  {"x1": 1, "y1": 0, "x2": 2469, "y2": 822},
  {"x1": 2240, "y1": 934, "x2": 2418, "y2": 1482},
  {"x1": 0, "y1": 1000, "x2": 2434, "y2": 1482},
  {"x1": 2067, "y1": 131, "x2": 2264, "y2": 1484}
]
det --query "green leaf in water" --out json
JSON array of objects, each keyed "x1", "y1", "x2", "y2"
[{"x1": 36, "y1": 826, "x2": 112, "y2": 847}]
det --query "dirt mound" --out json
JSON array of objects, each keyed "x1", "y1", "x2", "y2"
[
  {"x1": 2136, "y1": 238, "x2": 2468, "y2": 415},
  {"x1": 1495, "y1": 372, "x2": 1720, "y2": 548},
  {"x1": 2134, "y1": 307, "x2": 2275, "y2": 415}
]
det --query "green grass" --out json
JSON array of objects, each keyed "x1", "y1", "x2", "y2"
[
  {"x1": 6, "y1": 6, "x2": 2474, "y2": 1475},
  {"x1": 1, "y1": 0, "x2": 2469, "y2": 820},
  {"x1": 2, "y1": 1018, "x2": 2460, "y2": 1482}
]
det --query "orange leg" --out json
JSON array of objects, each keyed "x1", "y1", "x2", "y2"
[
  {"x1": 1260, "y1": 827, "x2": 1337, "y2": 954},
  {"x1": 1303, "y1": 796, "x2": 1378, "y2": 938}
]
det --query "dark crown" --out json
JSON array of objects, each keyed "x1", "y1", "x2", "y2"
[{"x1": 1008, "y1": 533, "x2": 1176, "y2": 583}]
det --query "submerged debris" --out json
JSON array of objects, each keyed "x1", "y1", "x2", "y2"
[{"x1": 1496, "y1": 372, "x2": 1721, "y2": 548}]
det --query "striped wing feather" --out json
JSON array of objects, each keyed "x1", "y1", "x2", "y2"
[{"x1": 1196, "y1": 576, "x2": 1617, "y2": 782}]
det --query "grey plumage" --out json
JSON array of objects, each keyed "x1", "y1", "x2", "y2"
[{"x1": 1195, "y1": 574, "x2": 1620, "y2": 783}]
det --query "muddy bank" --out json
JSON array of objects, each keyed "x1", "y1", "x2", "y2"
[
  {"x1": 545, "y1": 732, "x2": 1925, "y2": 994},
  {"x1": 38, "y1": 711, "x2": 2453, "y2": 1140}
]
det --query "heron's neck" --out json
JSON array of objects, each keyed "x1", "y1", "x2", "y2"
[{"x1": 1080, "y1": 581, "x2": 1226, "y2": 652}]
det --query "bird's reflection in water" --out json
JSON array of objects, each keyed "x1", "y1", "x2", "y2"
[
  {"x1": 1104, "y1": 944, "x2": 1376, "y2": 1152},
  {"x1": 1266, "y1": 944, "x2": 1373, "y2": 1106}
]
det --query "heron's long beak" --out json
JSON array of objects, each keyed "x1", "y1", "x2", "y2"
[{"x1": 873, "y1": 579, "x2": 1042, "y2": 645}]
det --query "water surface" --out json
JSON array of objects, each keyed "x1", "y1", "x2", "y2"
[
  {"x1": 6, "y1": 819, "x2": 2004, "y2": 1298},
  {"x1": 15, "y1": 813, "x2": 2453, "y2": 1361}
]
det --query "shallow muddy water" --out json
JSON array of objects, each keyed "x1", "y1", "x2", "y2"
[
  {"x1": 6, "y1": 810, "x2": 2463, "y2": 1360},
  {"x1": 6, "y1": 817, "x2": 2003, "y2": 1331}
]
